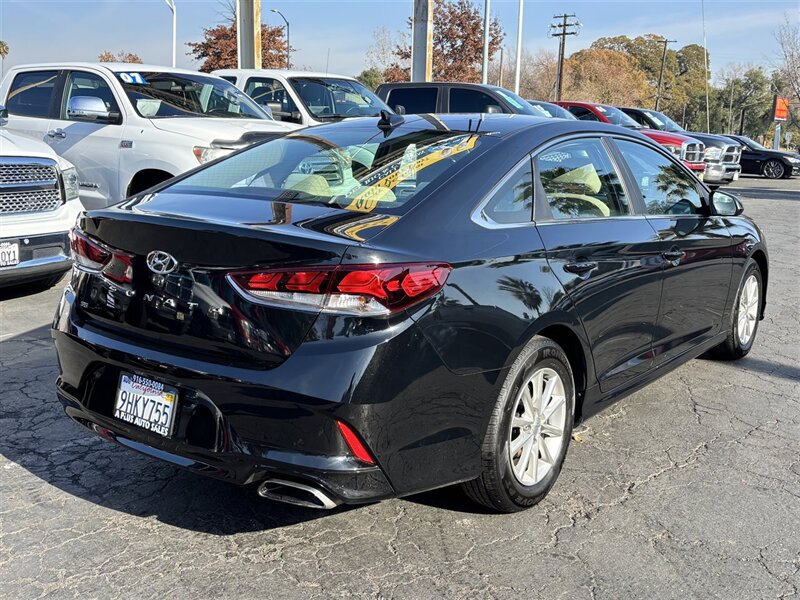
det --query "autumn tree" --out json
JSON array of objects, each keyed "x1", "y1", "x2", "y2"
[
  {"x1": 0, "y1": 40, "x2": 9, "y2": 59},
  {"x1": 98, "y1": 51, "x2": 142, "y2": 63},
  {"x1": 187, "y1": 10, "x2": 288, "y2": 73},
  {"x1": 383, "y1": 0, "x2": 504, "y2": 82},
  {"x1": 564, "y1": 48, "x2": 652, "y2": 106}
]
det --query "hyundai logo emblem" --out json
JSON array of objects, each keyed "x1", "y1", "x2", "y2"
[{"x1": 146, "y1": 250, "x2": 178, "y2": 275}]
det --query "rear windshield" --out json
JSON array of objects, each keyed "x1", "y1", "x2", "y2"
[{"x1": 167, "y1": 126, "x2": 487, "y2": 215}]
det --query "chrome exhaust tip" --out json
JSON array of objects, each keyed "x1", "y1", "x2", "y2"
[{"x1": 257, "y1": 478, "x2": 339, "y2": 510}]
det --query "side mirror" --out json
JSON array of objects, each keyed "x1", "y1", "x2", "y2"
[
  {"x1": 711, "y1": 190, "x2": 744, "y2": 217},
  {"x1": 484, "y1": 104, "x2": 502, "y2": 114},
  {"x1": 394, "y1": 104, "x2": 406, "y2": 115},
  {"x1": 260, "y1": 103, "x2": 274, "y2": 119},
  {"x1": 67, "y1": 96, "x2": 115, "y2": 122},
  {"x1": 0, "y1": 104, "x2": 7, "y2": 127}
]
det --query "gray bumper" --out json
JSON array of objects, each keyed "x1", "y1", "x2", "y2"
[
  {"x1": 0, "y1": 231, "x2": 71, "y2": 287},
  {"x1": 704, "y1": 163, "x2": 741, "y2": 184}
]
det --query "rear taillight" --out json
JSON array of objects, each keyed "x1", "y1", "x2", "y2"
[
  {"x1": 69, "y1": 228, "x2": 134, "y2": 284},
  {"x1": 336, "y1": 420, "x2": 375, "y2": 465},
  {"x1": 228, "y1": 263, "x2": 451, "y2": 316}
]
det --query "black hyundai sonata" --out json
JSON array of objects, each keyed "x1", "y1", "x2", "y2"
[{"x1": 53, "y1": 113, "x2": 768, "y2": 512}]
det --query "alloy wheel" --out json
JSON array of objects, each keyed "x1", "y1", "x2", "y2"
[
  {"x1": 763, "y1": 160, "x2": 785, "y2": 179},
  {"x1": 507, "y1": 367, "x2": 567, "y2": 486},
  {"x1": 737, "y1": 274, "x2": 759, "y2": 346}
]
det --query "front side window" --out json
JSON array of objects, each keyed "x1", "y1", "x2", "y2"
[
  {"x1": 386, "y1": 87, "x2": 437, "y2": 113},
  {"x1": 115, "y1": 71, "x2": 269, "y2": 119},
  {"x1": 63, "y1": 71, "x2": 120, "y2": 120},
  {"x1": 593, "y1": 105, "x2": 641, "y2": 128},
  {"x1": 244, "y1": 77, "x2": 298, "y2": 116},
  {"x1": 616, "y1": 139, "x2": 703, "y2": 216},
  {"x1": 567, "y1": 106, "x2": 599, "y2": 121},
  {"x1": 288, "y1": 77, "x2": 390, "y2": 120},
  {"x1": 482, "y1": 161, "x2": 533, "y2": 224},
  {"x1": 168, "y1": 127, "x2": 487, "y2": 216},
  {"x1": 6, "y1": 70, "x2": 58, "y2": 118},
  {"x1": 537, "y1": 138, "x2": 631, "y2": 220},
  {"x1": 449, "y1": 88, "x2": 501, "y2": 113}
]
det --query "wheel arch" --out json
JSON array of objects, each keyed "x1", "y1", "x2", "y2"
[
  {"x1": 750, "y1": 249, "x2": 768, "y2": 317},
  {"x1": 534, "y1": 323, "x2": 591, "y2": 423},
  {"x1": 127, "y1": 168, "x2": 174, "y2": 197}
]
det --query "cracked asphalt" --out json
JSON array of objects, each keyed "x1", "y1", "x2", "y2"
[{"x1": 1, "y1": 175, "x2": 798, "y2": 599}]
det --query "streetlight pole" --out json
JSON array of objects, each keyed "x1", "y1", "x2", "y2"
[
  {"x1": 654, "y1": 37, "x2": 675, "y2": 111},
  {"x1": 513, "y1": 0, "x2": 523, "y2": 94},
  {"x1": 481, "y1": 0, "x2": 491, "y2": 84},
  {"x1": 164, "y1": 0, "x2": 176, "y2": 68},
  {"x1": 270, "y1": 9, "x2": 290, "y2": 69}
]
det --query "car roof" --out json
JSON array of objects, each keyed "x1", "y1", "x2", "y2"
[
  {"x1": 7, "y1": 62, "x2": 219, "y2": 78},
  {"x1": 213, "y1": 68, "x2": 357, "y2": 80}
]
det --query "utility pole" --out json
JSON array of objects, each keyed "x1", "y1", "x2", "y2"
[
  {"x1": 654, "y1": 37, "x2": 675, "y2": 111},
  {"x1": 411, "y1": 0, "x2": 433, "y2": 82},
  {"x1": 498, "y1": 47, "x2": 504, "y2": 87},
  {"x1": 700, "y1": 0, "x2": 710, "y2": 133},
  {"x1": 727, "y1": 79, "x2": 736, "y2": 134},
  {"x1": 237, "y1": 0, "x2": 261, "y2": 69},
  {"x1": 549, "y1": 14, "x2": 580, "y2": 102},
  {"x1": 481, "y1": 0, "x2": 491, "y2": 84},
  {"x1": 513, "y1": 0, "x2": 523, "y2": 94}
]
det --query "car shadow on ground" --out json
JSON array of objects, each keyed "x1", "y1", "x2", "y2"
[{"x1": 0, "y1": 278, "x2": 63, "y2": 301}]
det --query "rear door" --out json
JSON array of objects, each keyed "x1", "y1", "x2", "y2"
[
  {"x1": 2, "y1": 69, "x2": 61, "y2": 142},
  {"x1": 534, "y1": 135, "x2": 664, "y2": 392},
  {"x1": 612, "y1": 137, "x2": 732, "y2": 365},
  {"x1": 46, "y1": 69, "x2": 124, "y2": 207}
]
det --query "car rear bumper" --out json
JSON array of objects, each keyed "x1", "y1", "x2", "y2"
[
  {"x1": 704, "y1": 163, "x2": 741, "y2": 184},
  {"x1": 52, "y1": 283, "x2": 495, "y2": 503},
  {"x1": 0, "y1": 231, "x2": 71, "y2": 287}
]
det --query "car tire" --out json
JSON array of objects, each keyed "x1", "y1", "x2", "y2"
[
  {"x1": 708, "y1": 260, "x2": 762, "y2": 360},
  {"x1": 462, "y1": 336, "x2": 575, "y2": 512},
  {"x1": 762, "y1": 159, "x2": 785, "y2": 179}
]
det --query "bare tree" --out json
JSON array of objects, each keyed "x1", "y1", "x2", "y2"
[
  {"x1": 775, "y1": 14, "x2": 800, "y2": 101},
  {"x1": 489, "y1": 47, "x2": 558, "y2": 100},
  {"x1": 366, "y1": 26, "x2": 402, "y2": 71}
]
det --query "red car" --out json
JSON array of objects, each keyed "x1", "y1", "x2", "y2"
[{"x1": 556, "y1": 101, "x2": 706, "y2": 178}]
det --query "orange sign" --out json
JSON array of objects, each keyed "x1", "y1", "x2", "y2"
[{"x1": 773, "y1": 96, "x2": 789, "y2": 121}]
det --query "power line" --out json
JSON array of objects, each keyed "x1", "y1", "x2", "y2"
[
  {"x1": 654, "y1": 37, "x2": 676, "y2": 111},
  {"x1": 549, "y1": 14, "x2": 580, "y2": 102}
]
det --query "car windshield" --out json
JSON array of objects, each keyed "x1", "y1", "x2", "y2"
[
  {"x1": 115, "y1": 71, "x2": 269, "y2": 119},
  {"x1": 739, "y1": 136, "x2": 766, "y2": 150},
  {"x1": 167, "y1": 126, "x2": 488, "y2": 215},
  {"x1": 528, "y1": 101, "x2": 577, "y2": 120},
  {"x1": 641, "y1": 110, "x2": 684, "y2": 133},
  {"x1": 288, "y1": 77, "x2": 391, "y2": 119},
  {"x1": 489, "y1": 88, "x2": 539, "y2": 115},
  {"x1": 594, "y1": 105, "x2": 641, "y2": 128}
]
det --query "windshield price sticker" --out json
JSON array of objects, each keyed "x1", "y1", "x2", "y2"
[{"x1": 119, "y1": 72, "x2": 148, "y2": 85}]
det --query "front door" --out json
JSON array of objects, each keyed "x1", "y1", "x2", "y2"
[
  {"x1": 534, "y1": 136, "x2": 664, "y2": 393},
  {"x1": 613, "y1": 138, "x2": 732, "y2": 365},
  {"x1": 46, "y1": 70, "x2": 124, "y2": 208}
]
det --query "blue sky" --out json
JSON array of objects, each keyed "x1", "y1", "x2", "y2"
[{"x1": 0, "y1": 0, "x2": 796, "y2": 80}]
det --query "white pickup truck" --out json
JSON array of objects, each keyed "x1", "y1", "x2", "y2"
[
  {"x1": 0, "y1": 104, "x2": 83, "y2": 288},
  {"x1": 0, "y1": 63, "x2": 299, "y2": 209}
]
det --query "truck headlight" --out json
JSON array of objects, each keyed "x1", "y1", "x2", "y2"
[
  {"x1": 665, "y1": 144, "x2": 683, "y2": 158},
  {"x1": 704, "y1": 147, "x2": 722, "y2": 161},
  {"x1": 193, "y1": 146, "x2": 235, "y2": 164},
  {"x1": 61, "y1": 167, "x2": 80, "y2": 202}
]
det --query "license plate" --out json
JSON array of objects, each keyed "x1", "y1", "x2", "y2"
[
  {"x1": 0, "y1": 242, "x2": 19, "y2": 267},
  {"x1": 114, "y1": 373, "x2": 178, "y2": 437},
  {"x1": 733, "y1": 171, "x2": 740, "y2": 181}
]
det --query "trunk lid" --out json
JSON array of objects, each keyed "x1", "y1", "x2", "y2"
[{"x1": 73, "y1": 191, "x2": 399, "y2": 369}]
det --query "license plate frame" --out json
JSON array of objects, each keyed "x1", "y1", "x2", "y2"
[
  {"x1": 0, "y1": 241, "x2": 20, "y2": 267},
  {"x1": 113, "y1": 372, "x2": 179, "y2": 438}
]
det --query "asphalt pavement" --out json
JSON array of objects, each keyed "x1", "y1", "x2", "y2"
[{"x1": 1, "y1": 174, "x2": 798, "y2": 599}]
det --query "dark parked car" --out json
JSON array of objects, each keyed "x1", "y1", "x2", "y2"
[
  {"x1": 375, "y1": 82, "x2": 541, "y2": 116},
  {"x1": 527, "y1": 100, "x2": 577, "y2": 120},
  {"x1": 54, "y1": 114, "x2": 768, "y2": 513},
  {"x1": 619, "y1": 107, "x2": 743, "y2": 186},
  {"x1": 726, "y1": 135, "x2": 800, "y2": 179}
]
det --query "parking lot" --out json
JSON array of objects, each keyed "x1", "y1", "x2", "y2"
[{"x1": 0, "y1": 175, "x2": 798, "y2": 599}]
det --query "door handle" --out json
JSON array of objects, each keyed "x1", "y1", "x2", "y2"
[
  {"x1": 47, "y1": 129, "x2": 66, "y2": 139},
  {"x1": 564, "y1": 260, "x2": 597, "y2": 275},
  {"x1": 662, "y1": 249, "x2": 686, "y2": 262}
]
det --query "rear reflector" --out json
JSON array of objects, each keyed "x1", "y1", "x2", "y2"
[
  {"x1": 69, "y1": 228, "x2": 134, "y2": 284},
  {"x1": 228, "y1": 263, "x2": 451, "y2": 316},
  {"x1": 336, "y1": 421, "x2": 375, "y2": 465}
]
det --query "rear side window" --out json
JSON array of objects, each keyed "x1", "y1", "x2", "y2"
[
  {"x1": 482, "y1": 161, "x2": 533, "y2": 224},
  {"x1": 567, "y1": 106, "x2": 599, "y2": 121},
  {"x1": 616, "y1": 139, "x2": 703, "y2": 216},
  {"x1": 386, "y1": 87, "x2": 437, "y2": 113},
  {"x1": 537, "y1": 138, "x2": 631, "y2": 220},
  {"x1": 6, "y1": 71, "x2": 58, "y2": 118},
  {"x1": 449, "y1": 88, "x2": 501, "y2": 113}
]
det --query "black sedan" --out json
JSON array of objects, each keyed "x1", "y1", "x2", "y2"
[
  {"x1": 727, "y1": 134, "x2": 800, "y2": 179},
  {"x1": 54, "y1": 113, "x2": 768, "y2": 513}
]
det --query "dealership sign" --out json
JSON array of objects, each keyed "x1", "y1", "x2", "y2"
[{"x1": 772, "y1": 96, "x2": 790, "y2": 121}]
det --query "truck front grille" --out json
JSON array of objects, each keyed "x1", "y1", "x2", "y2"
[
  {"x1": 0, "y1": 157, "x2": 63, "y2": 214},
  {"x1": 683, "y1": 142, "x2": 705, "y2": 164},
  {"x1": 723, "y1": 145, "x2": 741, "y2": 164}
]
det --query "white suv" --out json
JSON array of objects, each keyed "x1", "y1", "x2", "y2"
[
  {"x1": 214, "y1": 69, "x2": 392, "y2": 128},
  {"x1": 0, "y1": 104, "x2": 83, "y2": 288},
  {"x1": 0, "y1": 63, "x2": 299, "y2": 209}
]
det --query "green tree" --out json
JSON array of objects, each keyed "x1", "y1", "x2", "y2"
[{"x1": 356, "y1": 68, "x2": 384, "y2": 92}]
